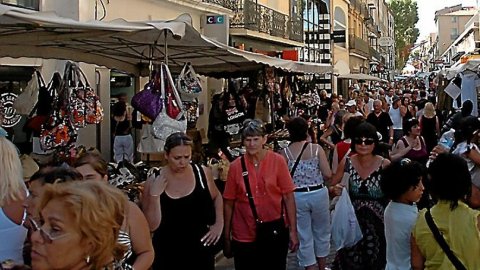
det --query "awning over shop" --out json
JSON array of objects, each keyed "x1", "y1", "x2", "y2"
[
  {"x1": 337, "y1": 73, "x2": 386, "y2": 82},
  {"x1": 444, "y1": 58, "x2": 480, "y2": 80},
  {"x1": 0, "y1": 4, "x2": 332, "y2": 76}
]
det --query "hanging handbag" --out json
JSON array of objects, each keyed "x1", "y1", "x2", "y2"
[
  {"x1": 240, "y1": 156, "x2": 289, "y2": 247},
  {"x1": 177, "y1": 62, "x2": 203, "y2": 101},
  {"x1": 131, "y1": 71, "x2": 163, "y2": 120},
  {"x1": 425, "y1": 209, "x2": 467, "y2": 270},
  {"x1": 67, "y1": 63, "x2": 104, "y2": 128},
  {"x1": 152, "y1": 63, "x2": 187, "y2": 143},
  {"x1": 13, "y1": 70, "x2": 42, "y2": 115},
  {"x1": 137, "y1": 124, "x2": 164, "y2": 153},
  {"x1": 40, "y1": 63, "x2": 78, "y2": 150}
]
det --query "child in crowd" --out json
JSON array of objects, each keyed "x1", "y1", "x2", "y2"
[{"x1": 380, "y1": 158, "x2": 425, "y2": 270}]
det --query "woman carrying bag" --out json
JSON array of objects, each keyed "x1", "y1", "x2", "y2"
[
  {"x1": 282, "y1": 117, "x2": 332, "y2": 270},
  {"x1": 331, "y1": 122, "x2": 390, "y2": 270}
]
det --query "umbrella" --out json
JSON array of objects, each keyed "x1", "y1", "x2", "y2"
[{"x1": 0, "y1": 4, "x2": 332, "y2": 76}]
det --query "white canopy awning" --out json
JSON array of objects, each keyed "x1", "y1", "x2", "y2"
[
  {"x1": 337, "y1": 73, "x2": 386, "y2": 82},
  {"x1": 0, "y1": 4, "x2": 332, "y2": 77},
  {"x1": 444, "y1": 59, "x2": 480, "y2": 80}
]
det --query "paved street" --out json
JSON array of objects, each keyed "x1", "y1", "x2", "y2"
[{"x1": 215, "y1": 245, "x2": 336, "y2": 270}]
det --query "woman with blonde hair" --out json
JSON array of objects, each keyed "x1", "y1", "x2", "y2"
[
  {"x1": 30, "y1": 180, "x2": 127, "y2": 270},
  {"x1": 74, "y1": 152, "x2": 154, "y2": 270},
  {"x1": 0, "y1": 127, "x2": 28, "y2": 265},
  {"x1": 419, "y1": 102, "x2": 440, "y2": 153}
]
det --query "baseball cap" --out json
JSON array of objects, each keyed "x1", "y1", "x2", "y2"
[{"x1": 345, "y1": 100, "x2": 356, "y2": 107}]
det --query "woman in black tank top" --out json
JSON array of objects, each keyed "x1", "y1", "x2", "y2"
[{"x1": 141, "y1": 132, "x2": 223, "y2": 270}]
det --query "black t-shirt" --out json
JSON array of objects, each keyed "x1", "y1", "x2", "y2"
[{"x1": 366, "y1": 112, "x2": 393, "y2": 142}]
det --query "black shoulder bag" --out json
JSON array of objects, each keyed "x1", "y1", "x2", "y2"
[
  {"x1": 425, "y1": 209, "x2": 467, "y2": 270},
  {"x1": 240, "y1": 156, "x2": 289, "y2": 247}
]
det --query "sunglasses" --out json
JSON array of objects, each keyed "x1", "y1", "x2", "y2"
[
  {"x1": 354, "y1": 137, "x2": 376, "y2": 145},
  {"x1": 28, "y1": 217, "x2": 69, "y2": 243}
]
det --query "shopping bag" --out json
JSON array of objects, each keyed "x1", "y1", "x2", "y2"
[{"x1": 331, "y1": 187, "x2": 363, "y2": 250}]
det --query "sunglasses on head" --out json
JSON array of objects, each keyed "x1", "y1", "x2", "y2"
[{"x1": 354, "y1": 137, "x2": 376, "y2": 145}]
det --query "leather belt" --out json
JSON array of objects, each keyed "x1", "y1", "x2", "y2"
[{"x1": 294, "y1": 184, "x2": 325, "y2": 192}]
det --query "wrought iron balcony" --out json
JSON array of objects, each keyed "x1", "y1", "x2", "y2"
[
  {"x1": 231, "y1": 0, "x2": 303, "y2": 43},
  {"x1": 202, "y1": 0, "x2": 237, "y2": 10},
  {"x1": 349, "y1": 35, "x2": 370, "y2": 57}
]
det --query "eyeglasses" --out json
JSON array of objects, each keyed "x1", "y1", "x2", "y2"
[
  {"x1": 354, "y1": 137, "x2": 376, "y2": 145},
  {"x1": 28, "y1": 217, "x2": 69, "y2": 243}
]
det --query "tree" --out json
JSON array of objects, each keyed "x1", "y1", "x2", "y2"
[{"x1": 388, "y1": 0, "x2": 420, "y2": 70}]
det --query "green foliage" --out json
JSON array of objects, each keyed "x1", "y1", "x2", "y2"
[{"x1": 388, "y1": 0, "x2": 420, "y2": 70}]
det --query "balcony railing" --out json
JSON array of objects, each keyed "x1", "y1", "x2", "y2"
[
  {"x1": 231, "y1": 0, "x2": 303, "y2": 43},
  {"x1": 349, "y1": 35, "x2": 370, "y2": 57},
  {"x1": 202, "y1": 0, "x2": 237, "y2": 10}
]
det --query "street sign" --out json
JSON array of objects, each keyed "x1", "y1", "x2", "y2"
[
  {"x1": 378, "y1": 37, "x2": 394, "y2": 47},
  {"x1": 332, "y1": 30, "x2": 346, "y2": 43}
]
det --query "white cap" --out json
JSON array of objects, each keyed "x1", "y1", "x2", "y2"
[{"x1": 345, "y1": 100, "x2": 356, "y2": 107}]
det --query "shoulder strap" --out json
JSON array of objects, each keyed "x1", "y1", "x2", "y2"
[
  {"x1": 192, "y1": 164, "x2": 208, "y2": 190},
  {"x1": 290, "y1": 142, "x2": 309, "y2": 177},
  {"x1": 240, "y1": 156, "x2": 259, "y2": 222},
  {"x1": 424, "y1": 209, "x2": 467, "y2": 270}
]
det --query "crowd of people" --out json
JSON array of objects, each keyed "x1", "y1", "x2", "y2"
[{"x1": 1, "y1": 78, "x2": 480, "y2": 270}]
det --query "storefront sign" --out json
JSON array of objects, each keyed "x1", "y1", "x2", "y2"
[
  {"x1": 206, "y1": 15, "x2": 224, "y2": 24},
  {"x1": 0, "y1": 93, "x2": 21, "y2": 127},
  {"x1": 332, "y1": 30, "x2": 346, "y2": 43}
]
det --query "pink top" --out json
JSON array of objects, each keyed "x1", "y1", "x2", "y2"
[{"x1": 223, "y1": 151, "x2": 295, "y2": 242}]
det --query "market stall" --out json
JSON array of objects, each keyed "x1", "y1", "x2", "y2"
[{"x1": 0, "y1": 4, "x2": 334, "y2": 169}]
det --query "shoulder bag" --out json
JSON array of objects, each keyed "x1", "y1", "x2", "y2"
[
  {"x1": 425, "y1": 209, "x2": 467, "y2": 270},
  {"x1": 151, "y1": 63, "x2": 187, "y2": 143},
  {"x1": 177, "y1": 62, "x2": 202, "y2": 101},
  {"x1": 289, "y1": 142, "x2": 309, "y2": 177},
  {"x1": 240, "y1": 156, "x2": 289, "y2": 247},
  {"x1": 131, "y1": 71, "x2": 163, "y2": 120}
]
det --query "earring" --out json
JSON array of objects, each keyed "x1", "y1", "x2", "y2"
[{"x1": 85, "y1": 255, "x2": 91, "y2": 264}]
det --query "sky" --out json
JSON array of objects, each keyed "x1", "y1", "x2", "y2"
[{"x1": 415, "y1": 0, "x2": 477, "y2": 42}]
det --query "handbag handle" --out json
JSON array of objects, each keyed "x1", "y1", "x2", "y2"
[
  {"x1": 425, "y1": 209, "x2": 467, "y2": 270},
  {"x1": 160, "y1": 63, "x2": 185, "y2": 120}
]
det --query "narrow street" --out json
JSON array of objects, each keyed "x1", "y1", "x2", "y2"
[{"x1": 215, "y1": 245, "x2": 337, "y2": 270}]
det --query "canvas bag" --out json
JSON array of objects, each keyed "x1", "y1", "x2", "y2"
[
  {"x1": 331, "y1": 187, "x2": 363, "y2": 250},
  {"x1": 177, "y1": 62, "x2": 202, "y2": 101},
  {"x1": 14, "y1": 70, "x2": 42, "y2": 115},
  {"x1": 137, "y1": 124, "x2": 164, "y2": 153},
  {"x1": 152, "y1": 63, "x2": 187, "y2": 144}
]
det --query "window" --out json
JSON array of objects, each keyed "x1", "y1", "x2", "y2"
[
  {"x1": 451, "y1": 28, "x2": 458, "y2": 40},
  {"x1": 451, "y1": 16, "x2": 457, "y2": 23},
  {"x1": 1, "y1": 0, "x2": 39, "y2": 10},
  {"x1": 334, "y1": 7, "x2": 346, "y2": 47}
]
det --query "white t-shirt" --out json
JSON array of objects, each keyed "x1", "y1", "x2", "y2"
[{"x1": 385, "y1": 201, "x2": 418, "y2": 270}]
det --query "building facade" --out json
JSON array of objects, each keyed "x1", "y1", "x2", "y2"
[{"x1": 434, "y1": 4, "x2": 477, "y2": 59}]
